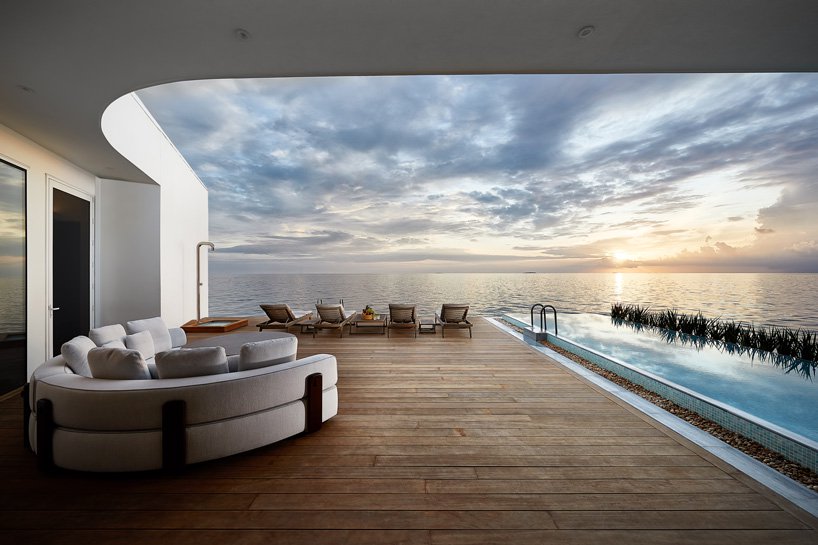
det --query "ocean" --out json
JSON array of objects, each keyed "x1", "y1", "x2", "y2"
[
  {"x1": 209, "y1": 272, "x2": 818, "y2": 330},
  {"x1": 0, "y1": 277, "x2": 25, "y2": 333}
]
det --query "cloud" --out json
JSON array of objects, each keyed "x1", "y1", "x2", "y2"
[
  {"x1": 217, "y1": 230, "x2": 357, "y2": 256},
  {"x1": 137, "y1": 73, "x2": 818, "y2": 273}
]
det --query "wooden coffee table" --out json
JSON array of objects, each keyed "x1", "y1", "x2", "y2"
[{"x1": 350, "y1": 312, "x2": 387, "y2": 334}]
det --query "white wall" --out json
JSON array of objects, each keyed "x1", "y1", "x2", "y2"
[
  {"x1": 2, "y1": 91, "x2": 207, "y2": 377},
  {"x1": 0, "y1": 123, "x2": 97, "y2": 374},
  {"x1": 96, "y1": 179, "x2": 161, "y2": 325},
  {"x1": 102, "y1": 94, "x2": 209, "y2": 328}
]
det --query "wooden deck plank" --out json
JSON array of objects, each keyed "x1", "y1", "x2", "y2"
[
  {"x1": 2, "y1": 509, "x2": 807, "y2": 531},
  {"x1": 1, "y1": 316, "x2": 816, "y2": 544},
  {"x1": 475, "y1": 466, "x2": 733, "y2": 480},
  {"x1": 429, "y1": 529, "x2": 815, "y2": 545},
  {"x1": 373, "y1": 454, "x2": 713, "y2": 467},
  {"x1": 248, "y1": 492, "x2": 778, "y2": 511},
  {"x1": 284, "y1": 434, "x2": 681, "y2": 446},
  {"x1": 550, "y1": 510, "x2": 810, "y2": 530},
  {"x1": 0, "y1": 509, "x2": 558, "y2": 530},
  {"x1": 424, "y1": 478, "x2": 753, "y2": 494},
  {"x1": 2, "y1": 529, "x2": 434, "y2": 545},
  {"x1": 270, "y1": 443, "x2": 695, "y2": 457}
]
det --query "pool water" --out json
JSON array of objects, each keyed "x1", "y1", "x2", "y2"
[
  {"x1": 508, "y1": 312, "x2": 818, "y2": 444},
  {"x1": 199, "y1": 320, "x2": 240, "y2": 327}
]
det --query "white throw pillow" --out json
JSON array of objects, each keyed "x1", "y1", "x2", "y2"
[
  {"x1": 124, "y1": 330, "x2": 156, "y2": 361},
  {"x1": 88, "y1": 324, "x2": 127, "y2": 346},
  {"x1": 125, "y1": 316, "x2": 173, "y2": 353},
  {"x1": 60, "y1": 336, "x2": 97, "y2": 377},
  {"x1": 87, "y1": 347, "x2": 151, "y2": 380},
  {"x1": 155, "y1": 347, "x2": 228, "y2": 379},
  {"x1": 238, "y1": 337, "x2": 298, "y2": 371},
  {"x1": 103, "y1": 340, "x2": 126, "y2": 349}
]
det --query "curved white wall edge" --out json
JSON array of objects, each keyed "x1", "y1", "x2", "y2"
[{"x1": 101, "y1": 93, "x2": 209, "y2": 328}]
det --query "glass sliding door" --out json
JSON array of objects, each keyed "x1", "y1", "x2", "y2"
[{"x1": 0, "y1": 159, "x2": 26, "y2": 394}]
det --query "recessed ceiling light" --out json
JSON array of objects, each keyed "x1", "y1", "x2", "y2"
[
  {"x1": 234, "y1": 28, "x2": 251, "y2": 41},
  {"x1": 577, "y1": 25, "x2": 595, "y2": 39}
]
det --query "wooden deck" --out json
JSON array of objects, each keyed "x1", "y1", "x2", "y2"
[{"x1": 1, "y1": 317, "x2": 817, "y2": 543}]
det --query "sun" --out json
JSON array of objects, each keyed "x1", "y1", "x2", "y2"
[{"x1": 612, "y1": 250, "x2": 630, "y2": 264}]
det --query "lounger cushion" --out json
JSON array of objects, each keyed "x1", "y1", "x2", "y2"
[
  {"x1": 60, "y1": 336, "x2": 97, "y2": 377},
  {"x1": 88, "y1": 324, "x2": 127, "y2": 346},
  {"x1": 155, "y1": 347, "x2": 228, "y2": 379},
  {"x1": 126, "y1": 317, "x2": 173, "y2": 353},
  {"x1": 124, "y1": 330, "x2": 156, "y2": 361},
  {"x1": 88, "y1": 347, "x2": 151, "y2": 380},
  {"x1": 239, "y1": 337, "x2": 298, "y2": 371}
]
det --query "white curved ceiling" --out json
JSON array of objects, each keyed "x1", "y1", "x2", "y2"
[{"x1": 2, "y1": 0, "x2": 817, "y2": 183}]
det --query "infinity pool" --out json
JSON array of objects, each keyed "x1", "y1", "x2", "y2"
[{"x1": 507, "y1": 312, "x2": 818, "y2": 444}]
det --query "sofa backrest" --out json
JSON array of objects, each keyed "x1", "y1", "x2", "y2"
[{"x1": 29, "y1": 353, "x2": 338, "y2": 432}]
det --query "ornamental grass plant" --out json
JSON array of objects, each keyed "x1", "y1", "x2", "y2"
[{"x1": 610, "y1": 303, "x2": 818, "y2": 364}]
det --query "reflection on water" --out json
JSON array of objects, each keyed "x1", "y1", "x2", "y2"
[
  {"x1": 612, "y1": 272, "x2": 624, "y2": 300},
  {"x1": 0, "y1": 277, "x2": 25, "y2": 333},
  {"x1": 210, "y1": 272, "x2": 818, "y2": 329},
  {"x1": 509, "y1": 312, "x2": 818, "y2": 443},
  {"x1": 613, "y1": 318, "x2": 818, "y2": 380},
  {"x1": 0, "y1": 158, "x2": 26, "y2": 395}
]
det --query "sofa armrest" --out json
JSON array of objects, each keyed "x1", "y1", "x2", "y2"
[{"x1": 169, "y1": 327, "x2": 187, "y2": 348}]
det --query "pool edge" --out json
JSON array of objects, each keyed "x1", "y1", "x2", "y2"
[{"x1": 486, "y1": 316, "x2": 818, "y2": 520}]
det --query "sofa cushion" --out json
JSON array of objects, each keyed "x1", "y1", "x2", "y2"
[
  {"x1": 169, "y1": 327, "x2": 187, "y2": 349},
  {"x1": 87, "y1": 347, "x2": 151, "y2": 380},
  {"x1": 103, "y1": 340, "x2": 126, "y2": 349},
  {"x1": 227, "y1": 354, "x2": 240, "y2": 373},
  {"x1": 155, "y1": 347, "x2": 228, "y2": 379},
  {"x1": 124, "y1": 330, "x2": 156, "y2": 361},
  {"x1": 126, "y1": 317, "x2": 172, "y2": 353},
  {"x1": 88, "y1": 324, "x2": 126, "y2": 346},
  {"x1": 238, "y1": 337, "x2": 298, "y2": 371},
  {"x1": 60, "y1": 336, "x2": 97, "y2": 377}
]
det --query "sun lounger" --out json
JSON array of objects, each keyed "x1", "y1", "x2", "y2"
[
  {"x1": 388, "y1": 304, "x2": 418, "y2": 338},
  {"x1": 435, "y1": 304, "x2": 473, "y2": 338},
  {"x1": 313, "y1": 303, "x2": 354, "y2": 338},
  {"x1": 257, "y1": 304, "x2": 312, "y2": 331}
]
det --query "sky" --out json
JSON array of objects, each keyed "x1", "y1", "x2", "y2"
[{"x1": 137, "y1": 73, "x2": 818, "y2": 274}]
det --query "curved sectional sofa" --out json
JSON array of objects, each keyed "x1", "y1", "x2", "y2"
[{"x1": 25, "y1": 319, "x2": 339, "y2": 472}]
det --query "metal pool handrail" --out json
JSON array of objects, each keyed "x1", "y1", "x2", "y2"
[{"x1": 530, "y1": 304, "x2": 558, "y2": 336}]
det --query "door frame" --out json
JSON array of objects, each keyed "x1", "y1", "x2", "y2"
[{"x1": 46, "y1": 176, "x2": 95, "y2": 357}]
